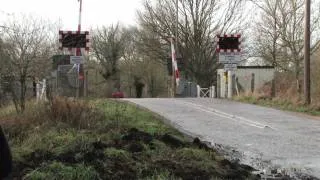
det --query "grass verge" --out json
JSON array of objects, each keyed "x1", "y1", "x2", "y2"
[
  {"x1": 1, "y1": 97, "x2": 259, "y2": 180},
  {"x1": 233, "y1": 94, "x2": 320, "y2": 116}
]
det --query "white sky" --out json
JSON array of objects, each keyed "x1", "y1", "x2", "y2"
[{"x1": 0, "y1": 0, "x2": 143, "y2": 30}]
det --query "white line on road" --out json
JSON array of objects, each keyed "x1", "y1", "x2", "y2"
[{"x1": 179, "y1": 100, "x2": 276, "y2": 130}]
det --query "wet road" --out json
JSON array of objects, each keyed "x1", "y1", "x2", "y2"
[{"x1": 125, "y1": 98, "x2": 320, "y2": 178}]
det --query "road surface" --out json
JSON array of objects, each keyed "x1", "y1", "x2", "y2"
[{"x1": 125, "y1": 98, "x2": 320, "y2": 178}]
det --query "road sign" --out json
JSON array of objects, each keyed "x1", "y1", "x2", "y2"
[
  {"x1": 224, "y1": 63, "x2": 237, "y2": 71},
  {"x1": 218, "y1": 52, "x2": 241, "y2": 64},
  {"x1": 70, "y1": 56, "x2": 85, "y2": 64}
]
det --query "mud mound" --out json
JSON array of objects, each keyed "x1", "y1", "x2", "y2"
[
  {"x1": 193, "y1": 137, "x2": 212, "y2": 151},
  {"x1": 218, "y1": 159, "x2": 258, "y2": 179},
  {"x1": 160, "y1": 133, "x2": 186, "y2": 148},
  {"x1": 126, "y1": 142, "x2": 145, "y2": 153},
  {"x1": 92, "y1": 141, "x2": 109, "y2": 149},
  {"x1": 122, "y1": 128, "x2": 153, "y2": 144}
]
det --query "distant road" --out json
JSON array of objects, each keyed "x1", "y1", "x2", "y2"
[{"x1": 125, "y1": 98, "x2": 320, "y2": 178}]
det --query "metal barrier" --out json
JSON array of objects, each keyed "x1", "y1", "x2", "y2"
[{"x1": 197, "y1": 85, "x2": 215, "y2": 98}]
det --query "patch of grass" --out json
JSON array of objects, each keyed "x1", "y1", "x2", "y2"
[
  {"x1": 141, "y1": 170, "x2": 179, "y2": 180},
  {"x1": 175, "y1": 148, "x2": 217, "y2": 161},
  {"x1": 96, "y1": 99, "x2": 182, "y2": 136},
  {"x1": 234, "y1": 94, "x2": 320, "y2": 116},
  {"x1": 24, "y1": 162, "x2": 99, "y2": 180},
  {"x1": 2, "y1": 98, "x2": 259, "y2": 180},
  {"x1": 104, "y1": 147, "x2": 130, "y2": 161},
  {"x1": 0, "y1": 102, "x2": 16, "y2": 117}
]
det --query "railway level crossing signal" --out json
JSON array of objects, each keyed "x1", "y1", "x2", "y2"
[{"x1": 216, "y1": 34, "x2": 242, "y2": 71}]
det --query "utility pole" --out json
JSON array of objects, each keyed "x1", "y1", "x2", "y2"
[
  {"x1": 304, "y1": 0, "x2": 311, "y2": 104},
  {"x1": 175, "y1": 0, "x2": 179, "y2": 53}
]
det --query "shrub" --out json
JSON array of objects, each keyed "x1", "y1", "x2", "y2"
[
  {"x1": 2, "y1": 97, "x2": 106, "y2": 142},
  {"x1": 47, "y1": 97, "x2": 105, "y2": 129}
]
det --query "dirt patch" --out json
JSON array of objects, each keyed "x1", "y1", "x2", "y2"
[
  {"x1": 122, "y1": 128, "x2": 153, "y2": 144},
  {"x1": 159, "y1": 133, "x2": 186, "y2": 148},
  {"x1": 126, "y1": 142, "x2": 145, "y2": 153},
  {"x1": 193, "y1": 137, "x2": 212, "y2": 151},
  {"x1": 92, "y1": 141, "x2": 109, "y2": 149}
]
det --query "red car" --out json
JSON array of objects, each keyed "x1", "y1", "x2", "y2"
[{"x1": 112, "y1": 91, "x2": 124, "y2": 98}]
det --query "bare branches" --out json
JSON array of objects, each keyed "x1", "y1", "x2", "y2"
[
  {"x1": 0, "y1": 15, "x2": 56, "y2": 113},
  {"x1": 91, "y1": 24, "x2": 128, "y2": 84},
  {"x1": 137, "y1": 0, "x2": 247, "y2": 87},
  {"x1": 253, "y1": 0, "x2": 320, "y2": 93}
]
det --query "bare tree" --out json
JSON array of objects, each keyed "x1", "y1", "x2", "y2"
[
  {"x1": 253, "y1": 0, "x2": 320, "y2": 94},
  {"x1": 91, "y1": 24, "x2": 128, "y2": 93},
  {"x1": 0, "y1": 15, "x2": 55, "y2": 113},
  {"x1": 252, "y1": 0, "x2": 281, "y2": 97},
  {"x1": 137, "y1": 0, "x2": 247, "y2": 87},
  {"x1": 119, "y1": 27, "x2": 168, "y2": 97}
]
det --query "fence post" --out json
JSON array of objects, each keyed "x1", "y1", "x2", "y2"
[
  {"x1": 36, "y1": 81, "x2": 40, "y2": 101},
  {"x1": 43, "y1": 79, "x2": 47, "y2": 101},
  {"x1": 197, "y1": 85, "x2": 201, "y2": 98},
  {"x1": 251, "y1": 73, "x2": 255, "y2": 93},
  {"x1": 210, "y1": 86, "x2": 215, "y2": 98},
  {"x1": 228, "y1": 71, "x2": 233, "y2": 99},
  {"x1": 39, "y1": 79, "x2": 47, "y2": 101}
]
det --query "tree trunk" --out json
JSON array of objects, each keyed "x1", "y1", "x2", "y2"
[
  {"x1": 295, "y1": 58, "x2": 301, "y2": 94},
  {"x1": 7, "y1": 79, "x2": 21, "y2": 114},
  {"x1": 271, "y1": 61, "x2": 276, "y2": 98},
  {"x1": 10, "y1": 90, "x2": 21, "y2": 114},
  {"x1": 271, "y1": 78, "x2": 276, "y2": 98},
  {"x1": 135, "y1": 84, "x2": 144, "y2": 98},
  {"x1": 20, "y1": 78, "x2": 26, "y2": 113},
  {"x1": 296, "y1": 71, "x2": 301, "y2": 94}
]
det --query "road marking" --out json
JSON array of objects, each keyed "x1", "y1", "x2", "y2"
[{"x1": 180, "y1": 101, "x2": 276, "y2": 130}]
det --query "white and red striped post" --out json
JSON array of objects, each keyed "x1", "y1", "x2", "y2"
[{"x1": 170, "y1": 37, "x2": 180, "y2": 87}]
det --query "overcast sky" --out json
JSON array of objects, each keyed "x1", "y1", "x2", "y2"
[{"x1": 0, "y1": 0, "x2": 143, "y2": 30}]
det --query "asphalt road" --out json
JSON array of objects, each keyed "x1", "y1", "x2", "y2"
[{"x1": 125, "y1": 98, "x2": 320, "y2": 178}]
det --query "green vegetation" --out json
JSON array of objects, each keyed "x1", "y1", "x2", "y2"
[
  {"x1": 234, "y1": 95, "x2": 320, "y2": 116},
  {"x1": 1, "y1": 97, "x2": 258, "y2": 180}
]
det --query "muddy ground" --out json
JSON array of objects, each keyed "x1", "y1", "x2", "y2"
[{"x1": 11, "y1": 128, "x2": 262, "y2": 180}]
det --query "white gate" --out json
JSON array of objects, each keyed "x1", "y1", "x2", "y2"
[{"x1": 197, "y1": 85, "x2": 215, "y2": 98}]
